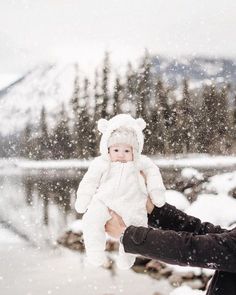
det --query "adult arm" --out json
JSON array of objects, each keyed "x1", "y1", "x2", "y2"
[
  {"x1": 123, "y1": 225, "x2": 236, "y2": 273},
  {"x1": 148, "y1": 203, "x2": 225, "y2": 234}
]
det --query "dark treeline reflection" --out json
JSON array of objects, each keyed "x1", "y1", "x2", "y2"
[{"x1": 22, "y1": 169, "x2": 86, "y2": 225}]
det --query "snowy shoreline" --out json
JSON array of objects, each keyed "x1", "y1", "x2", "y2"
[{"x1": 1, "y1": 154, "x2": 236, "y2": 174}]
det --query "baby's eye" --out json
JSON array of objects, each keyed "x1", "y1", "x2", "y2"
[
  {"x1": 125, "y1": 150, "x2": 131, "y2": 153},
  {"x1": 114, "y1": 149, "x2": 119, "y2": 152}
]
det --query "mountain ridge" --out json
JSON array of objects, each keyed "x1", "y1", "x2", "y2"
[{"x1": 0, "y1": 55, "x2": 236, "y2": 137}]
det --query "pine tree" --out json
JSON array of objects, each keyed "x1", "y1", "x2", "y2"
[
  {"x1": 136, "y1": 52, "x2": 152, "y2": 119},
  {"x1": 37, "y1": 107, "x2": 50, "y2": 159},
  {"x1": 125, "y1": 62, "x2": 137, "y2": 115},
  {"x1": 215, "y1": 85, "x2": 232, "y2": 153},
  {"x1": 92, "y1": 70, "x2": 102, "y2": 156},
  {"x1": 113, "y1": 76, "x2": 123, "y2": 115},
  {"x1": 84, "y1": 77, "x2": 97, "y2": 158},
  {"x1": 167, "y1": 100, "x2": 182, "y2": 154},
  {"x1": 77, "y1": 78, "x2": 91, "y2": 159},
  {"x1": 197, "y1": 84, "x2": 218, "y2": 153},
  {"x1": 101, "y1": 52, "x2": 110, "y2": 119},
  {"x1": 20, "y1": 123, "x2": 34, "y2": 159},
  {"x1": 155, "y1": 79, "x2": 171, "y2": 154},
  {"x1": 136, "y1": 52, "x2": 153, "y2": 154},
  {"x1": 179, "y1": 80, "x2": 197, "y2": 153},
  {"x1": 53, "y1": 104, "x2": 72, "y2": 159},
  {"x1": 148, "y1": 79, "x2": 165, "y2": 155},
  {"x1": 70, "y1": 64, "x2": 80, "y2": 158},
  {"x1": 232, "y1": 93, "x2": 236, "y2": 149}
]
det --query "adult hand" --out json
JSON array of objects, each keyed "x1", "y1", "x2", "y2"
[
  {"x1": 146, "y1": 196, "x2": 154, "y2": 214},
  {"x1": 105, "y1": 209, "x2": 127, "y2": 239}
]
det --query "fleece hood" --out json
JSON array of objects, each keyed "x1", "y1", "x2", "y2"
[{"x1": 97, "y1": 114, "x2": 146, "y2": 159}]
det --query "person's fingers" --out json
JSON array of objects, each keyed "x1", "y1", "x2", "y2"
[
  {"x1": 107, "y1": 209, "x2": 126, "y2": 227},
  {"x1": 108, "y1": 209, "x2": 119, "y2": 218},
  {"x1": 108, "y1": 208, "x2": 116, "y2": 218}
]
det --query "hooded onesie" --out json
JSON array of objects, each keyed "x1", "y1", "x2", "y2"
[{"x1": 75, "y1": 114, "x2": 166, "y2": 269}]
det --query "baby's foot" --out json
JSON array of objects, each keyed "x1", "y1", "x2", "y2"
[
  {"x1": 86, "y1": 251, "x2": 107, "y2": 267},
  {"x1": 117, "y1": 253, "x2": 135, "y2": 270}
]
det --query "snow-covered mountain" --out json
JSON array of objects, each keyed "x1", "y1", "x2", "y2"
[
  {"x1": 0, "y1": 56, "x2": 236, "y2": 137},
  {"x1": 0, "y1": 63, "x2": 77, "y2": 136}
]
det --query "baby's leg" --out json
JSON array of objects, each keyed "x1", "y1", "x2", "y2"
[
  {"x1": 82, "y1": 200, "x2": 111, "y2": 266},
  {"x1": 117, "y1": 214, "x2": 148, "y2": 269},
  {"x1": 117, "y1": 243, "x2": 136, "y2": 270}
]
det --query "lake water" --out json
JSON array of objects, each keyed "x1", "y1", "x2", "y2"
[{"x1": 0, "y1": 169, "x2": 82, "y2": 246}]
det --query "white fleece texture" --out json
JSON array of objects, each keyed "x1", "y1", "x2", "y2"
[{"x1": 75, "y1": 114, "x2": 166, "y2": 269}]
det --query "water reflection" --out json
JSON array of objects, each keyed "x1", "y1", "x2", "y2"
[
  {"x1": 23, "y1": 176, "x2": 79, "y2": 224},
  {"x1": 0, "y1": 168, "x2": 86, "y2": 245}
]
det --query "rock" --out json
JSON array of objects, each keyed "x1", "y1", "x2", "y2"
[
  {"x1": 102, "y1": 257, "x2": 115, "y2": 270},
  {"x1": 57, "y1": 230, "x2": 119, "y2": 252},
  {"x1": 133, "y1": 258, "x2": 166, "y2": 275},
  {"x1": 57, "y1": 231, "x2": 85, "y2": 252},
  {"x1": 146, "y1": 260, "x2": 165, "y2": 272},
  {"x1": 168, "y1": 274, "x2": 183, "y2": 287},
  {"x1": 229, "y1": 187, "x2": 236, "y2": 199},
  {"x1": 134, "y1": 256, "x2": 151, "y2": 266},
  {"x1": 132, "y1": 265, "x2": 146, "y2": 274},
  {"x1": 159, "y1": 266, "x2": 172, "y2": 277},
  {"x1": 185, "y1": 279, "x2": 205, "y2": 289},
  {"x1": 170, "y1": 171, "x2": 207, "y2": 203},
  {"x1": 148, "y1": 271, "x2": 162, "y2": 280},
  {"x1": 105, "y1": 239, "x2": 119, "y2": 251},
  {"x1": 178, "y1": 271, "x2": 195, "y2": 279}
]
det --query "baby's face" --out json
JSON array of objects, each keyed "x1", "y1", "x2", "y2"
[{"x1": 109, "y1": 144, "x2": 133, "y2": 162}]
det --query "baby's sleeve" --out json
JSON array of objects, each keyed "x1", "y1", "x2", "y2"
[
  {"x1": 139, "y1": 155, "x2": 166, "y2": 207},
  {"x1": 75, "y1": 157, "x2": 106, "y2": 213}
]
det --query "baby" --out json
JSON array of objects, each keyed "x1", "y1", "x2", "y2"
[{"x1": 75, "y1": 114, "x2": 166, "y2": 269}]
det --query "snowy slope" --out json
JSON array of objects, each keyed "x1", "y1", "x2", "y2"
[
  {"x1": 0, "y1": 63, "x2": 77, "y2": 136},
  {"x1": 1, "y1": 56, "x2": 236, "y2": 137}
]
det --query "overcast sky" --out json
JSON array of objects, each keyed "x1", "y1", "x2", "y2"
[{"x1": 0, "y1": 0, "x2": 236, "y2": 84}]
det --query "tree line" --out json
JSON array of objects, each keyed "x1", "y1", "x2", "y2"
[{"x1": 19, "y1": 53, "x2": 236, "y2": 160}]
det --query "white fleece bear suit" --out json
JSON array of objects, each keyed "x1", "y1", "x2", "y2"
[{"x1": 75, "y1": 114, "x2": 166, "y2": 269}]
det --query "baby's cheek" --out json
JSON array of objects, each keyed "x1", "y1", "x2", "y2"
[
  {"x1": 110, "y1": 154, "x2": 117, "y2": 162},
  {"x1": 127, "y1": 154, "x2": 133, "y2": 161}
]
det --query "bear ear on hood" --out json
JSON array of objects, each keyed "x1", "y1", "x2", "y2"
[
  {"x1": 97, "y1": 118, "x2": 108, "y2": 133},
  {"x1": 136, "y1": 118, "x2": 146, "y2": 131}
]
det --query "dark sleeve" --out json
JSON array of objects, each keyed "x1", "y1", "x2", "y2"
[
  {"x1": 148, "y1": 203, "x2": 225, "y2": 234},
  {"x1": 123, "y1": 226, "x2": 236, "y2": 273}
]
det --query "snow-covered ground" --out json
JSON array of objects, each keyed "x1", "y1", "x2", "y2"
[
  {"x1": 0, "y1": 225, "x2": 173, "y2": 295},
  {"x1": 170, "y1": 286, "x2": 205, "y2": 295}
]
